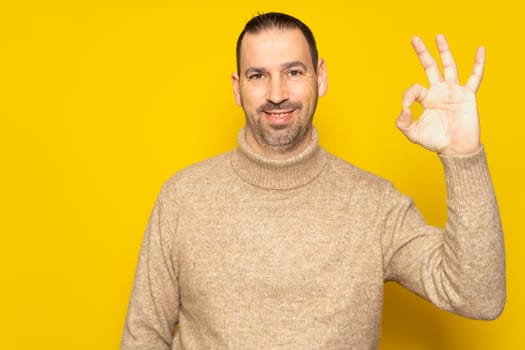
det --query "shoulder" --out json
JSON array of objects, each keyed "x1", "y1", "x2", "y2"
[
  {"x1": 319, "y1": 152, "x2": 416, "y2": 217},
  {"x1": 323, "y1": 152, "x2": 392, "y2": 195},
  {"x1": 159, "y1": 151, "x2": 234, "y2": 200}
]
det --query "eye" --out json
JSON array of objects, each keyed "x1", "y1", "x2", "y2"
[
  {"x1": 287, "y1": 69, "x2": 304, "y2": 79},
  {"x1": 248, "y1": 73, "x2": 264, "y2": 80}
]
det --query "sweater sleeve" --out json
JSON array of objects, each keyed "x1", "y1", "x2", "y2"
[
  {"x1": 121, "y1": 188, "x2": 180, "y2": 349},
  {"x1": 382, "y1": 147, "x2": 506, "y2": 319}
]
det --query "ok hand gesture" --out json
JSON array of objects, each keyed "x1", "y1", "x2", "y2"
[{"x1": 396, "y1": 35, "x2": 485, "y2": 155}]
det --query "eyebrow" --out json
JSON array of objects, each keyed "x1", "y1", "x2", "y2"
[
  {"x1": 281, "y1": 61, "x2": 307, "y2": 71},
  {"x1": 244, "y1": 61, "x2": 308, "y2": 77}
]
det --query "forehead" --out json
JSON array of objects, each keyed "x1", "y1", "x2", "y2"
[{"x1": 239, "y1": 28, "x2": 311, "y2": 71}]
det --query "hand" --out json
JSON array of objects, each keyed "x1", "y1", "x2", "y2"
[{"x1": 396, "y1": 35, "x2": 485, "y2": 155}]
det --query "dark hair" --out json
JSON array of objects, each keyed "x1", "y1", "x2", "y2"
[{"x1": 235, "y1": 12, "x2": 319, "y2": 74}]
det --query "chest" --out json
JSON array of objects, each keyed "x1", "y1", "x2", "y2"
[{"x1": 173, "y1": 189, "x2": 385, "y2": 303}]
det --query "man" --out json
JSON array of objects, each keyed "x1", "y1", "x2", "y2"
[{"x1": 121, "y1": 12, "x2": 505, "y2": 349}]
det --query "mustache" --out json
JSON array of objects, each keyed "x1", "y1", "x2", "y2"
[{"x1": 256, "y1": 101, "x2": 302, "y2": 113}]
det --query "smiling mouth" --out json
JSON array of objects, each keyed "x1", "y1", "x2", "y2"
[
  {"x1": 265, "y1": 110, "x2": 293, "y2": 116},
  {"x1": 264, "y1": 110, "x2": 294, "y2": 124}
]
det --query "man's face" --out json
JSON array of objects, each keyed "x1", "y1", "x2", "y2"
[{"x1": 232, "y1": 28, "x2": 327, "y2": 158}]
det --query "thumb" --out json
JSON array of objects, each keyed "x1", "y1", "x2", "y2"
[{"x1": 396, "y1": 106, "x2": 415, "y2": 134}]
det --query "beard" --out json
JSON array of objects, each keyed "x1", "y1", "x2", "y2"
[
  {"x1": 245, "y1": 100, "x2": 315, "y2": 154},
  {"x1": 257, "y1": 119, "x2": 309, "y2": 151}
]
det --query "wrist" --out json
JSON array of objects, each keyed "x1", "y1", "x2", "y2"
[{"x1": 439, "y1": 143, "x2": 482, "y2": 157}]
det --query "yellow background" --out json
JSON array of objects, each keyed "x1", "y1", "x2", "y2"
[{"x1": 1, "y1": 0, "x2": 523, "y2": 349}]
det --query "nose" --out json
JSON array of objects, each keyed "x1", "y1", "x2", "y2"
[{"x1": 267, "y1": 76, "x2": 288, "y2": 105}]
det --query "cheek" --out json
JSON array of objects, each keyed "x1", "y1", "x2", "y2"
[
  {"x1": 241, "y1": 87, "x2": 266, "y2": 108},
  {"x1": 289, "y1": 81, "x2": 318, "y2": 100}
]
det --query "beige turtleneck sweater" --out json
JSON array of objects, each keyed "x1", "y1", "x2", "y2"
[{"x1": 121, "y1": 128, "x2": 505, "y2": 350}]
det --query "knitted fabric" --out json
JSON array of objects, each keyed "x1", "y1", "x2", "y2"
[{"x1": 121, "y1": 128, "x2": 505, "y2": 349}]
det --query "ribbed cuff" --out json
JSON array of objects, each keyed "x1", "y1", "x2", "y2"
[{"x1": 438, "y1": 145, "x2": 495, "y2": 204}]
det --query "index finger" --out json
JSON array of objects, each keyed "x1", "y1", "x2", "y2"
[{"x1": 412, "y1": 36, "x2": 443, "y2": 84}]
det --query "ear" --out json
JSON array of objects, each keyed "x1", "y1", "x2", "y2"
[
  {"x1": 231, "y1": 72, "x2": 242, "y2": 106},
  {"x1": 316, "y1": 59, "x2": 328, "y2": 97}
]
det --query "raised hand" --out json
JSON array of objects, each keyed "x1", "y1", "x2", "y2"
[{"x1": 396, "y1": 35, "x2": 485, "y2": 155}]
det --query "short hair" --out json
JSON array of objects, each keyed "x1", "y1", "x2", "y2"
[{"x1": 235, "y1": 12, "x2": 319, "y2": 74}]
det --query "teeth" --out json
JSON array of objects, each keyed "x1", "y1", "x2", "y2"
[{"x1": 270, "y1": 112, "x2": 289, "y2": 116}]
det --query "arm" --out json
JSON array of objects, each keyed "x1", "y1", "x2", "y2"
[
  {"x1": 121, "y1": 190, "x2": 180, "y2": 349},
  {"x1": 384, "y1": 35, "x2": 506, "y2": 318},
  {"x1": 382, "y1": 148, "x2": 506, "y2": 319}
]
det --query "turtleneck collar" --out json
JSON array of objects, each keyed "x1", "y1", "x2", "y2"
[{"x1": 230, "y1": 127, "x2": 328, "y2": 190}]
